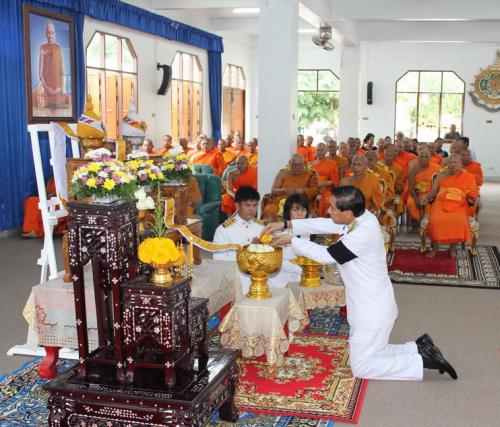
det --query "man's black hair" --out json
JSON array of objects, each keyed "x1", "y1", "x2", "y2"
[
  {"x1": 459, "y1": 136, "x2": 469, "y2": 146},
  {"x1": 331, "y1": 186, "x2": 365, "y2": 217},
  {"x1": 235, "y1": 185, "x2": 260, "y2": 203},
  {"x1": 283, "y1": 194, "x2": 309, "y2": 221}
]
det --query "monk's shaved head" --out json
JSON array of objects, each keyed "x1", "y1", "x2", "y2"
[
  {"x1": 448, "y1": 153, "x2": 463, "y2": 173},
  {"x1": 351, "y1": 155, "x2": 368, "y2": 177},
  {"x1": 316, "y1": 143, "x2": 327, "y2": 159},
  {"x1": 290, "y1": 153, "x2": 305, "y2": 175}
]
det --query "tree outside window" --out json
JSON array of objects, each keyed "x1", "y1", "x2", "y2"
[
  {"x1": 171, "y1": 52, "x2": 202, "y2": 143},
  {"x1": 86, "y1": 32, "x2": 137, "y2": 140},
  {"x1": 297, "y1": 69, "x2": 340, "y2": 142},
  {"x1": 395, "y1": 71, "x2": 465, "y2": 142}
]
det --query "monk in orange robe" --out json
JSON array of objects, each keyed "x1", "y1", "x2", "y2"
[
  {"x1": 187, "y1": 135, "x2": 204, "y2": 159},
  {"x1": 406, "y1": 147, "x2": 441, "y2": 220},
  {"x1": 311, "y1": 143, "x2": 339, "y2": 217},
  {"x1": 190, "y1": 138, "x2": 226, "y2": 176},
  {"x1": 178, "y1": 138, "x2": 193, "y2": 156},
  {"x1": 305, "y1": 136, "x2": 317, "y2": 161},
  {"x1": 461, "y1": 148, "x2": 483, "y2": 187},
  {"x1": 424, "y1": 154, "x2": 480, "y2": 258},
  {"x1": 33, "y1": 22, "x2": 69, "y2": 109},
  {"x1": 232, "y1": 137, "x2": 248, "y2": 157},
  {"x1": 384, "y1": 145, "x2": 405, "y2": 216},
  {"x1": 221, "y1": 156, "x2": 258, "y2": 215},
  {"x1": 246, "y1": 138, "x2": 258, "y2": 166},
  {"x1": 428, "y1": 142, "x2": 443, "y2": 165},
  {"x1": 141, "y1": 139, "x2": 154, "y2": 155},
  {"x1": 340, "y1": 155, "x2": 384, "y2": 214},
  {"x1": 263, "y1": 153, "x2": 319, "y2": 220},
  {"x1": 153, "y1": 134, "x2": 173, "y2": 156},
  {"x1": 296, "y1": 134, "x2": 315, "y2": 163},
  {"x1": 366, "y1": 150, "x2": 395, "y2": 209},
  {"x1": 218, "y1": 139, "x2": 236, "y2": 166},
  {"x1": 22, "y1": 178, "x2": 66, "y2": 238},
  {"x1": 394, "y1": 142, "x2": 416, "y2": 183},
  {"x1": 326, "y1": 139, "x2": 348, "y2": 180},
  {"x1": 440, "y1": 140, "x2": 462, "y2": 167}
]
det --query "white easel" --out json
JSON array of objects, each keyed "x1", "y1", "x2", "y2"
[{"x1": 27, "y1": 123, "x2": 80, "y2": 283}]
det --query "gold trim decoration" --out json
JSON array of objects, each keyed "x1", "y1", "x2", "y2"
[{"x1": 469, "y1": 51, "x2": 500, "y2": 111}]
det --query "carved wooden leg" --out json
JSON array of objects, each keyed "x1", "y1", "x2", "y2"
[
  {"x1": 218, "y1": 361, "x2": 239, "y2": 423},
  {"x1": 39, "y1": 346, "x2": 60, "y2": 379},
  {"x1": 62, "y1": 232, "x2": 71, "y2": 283}
]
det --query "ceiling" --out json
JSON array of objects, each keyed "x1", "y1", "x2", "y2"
[{"x1": 129, "y1": 0, "x2": 500, "y2": 46}]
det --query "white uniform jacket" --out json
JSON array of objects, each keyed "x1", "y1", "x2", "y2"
[{"x1": 291, "y1": 212, "x2": 398, "y2": 330}]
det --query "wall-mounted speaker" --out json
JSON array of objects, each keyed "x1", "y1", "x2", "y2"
[
  {"x1": 157, "y1": 63, "x2": 172, "y2": 95},
  {"x1": 367, "y1": 81, "x2": 373, "y2": 105}
]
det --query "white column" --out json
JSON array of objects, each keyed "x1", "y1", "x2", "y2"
[
  {"x1": 338, "y1": 46, "x2": 361, "y2": 141},
  {"x1": 257, "y1": 0, "x2": 299, "y2": 196}
]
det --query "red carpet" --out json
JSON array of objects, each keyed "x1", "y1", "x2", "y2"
[
  {"x1": 389, "y1": 248, "x2": 457, "y2": 275},
  {"x1": 235, "y1": 334, "x2": 368, "y2": 424}
]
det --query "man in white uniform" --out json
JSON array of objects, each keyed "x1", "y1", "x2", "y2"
[{"x1": 266, "y1": 186, "x2": 457, "y2": 381}]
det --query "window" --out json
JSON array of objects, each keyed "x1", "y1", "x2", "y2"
[
  {"x1": 297, "y1": 69, "x2": 340, "y2": 141},
  {"x1": 222, "y1": 64, "x2": 246, "y2": 139},
  {"x1": 395, "y1": 71, "x2": 465, "y2": 142},
  {"x1": 86, "y1": 32, "x2": 138, "y2": 140},
  {"x1": 171, "y1": 52, "x2": 202, "y2": 143}
]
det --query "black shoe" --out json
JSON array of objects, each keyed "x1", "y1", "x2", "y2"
[{"x1": 416, "y1": 333, "x2": 458, "y2": 380}]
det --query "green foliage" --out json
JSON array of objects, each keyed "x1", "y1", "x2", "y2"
[
  {"x1": 151, "y1": 183, "x2": 167, "y2": 238},
  {"x1": 297, "y1": 92, "x2": 339, "y2": 129}
]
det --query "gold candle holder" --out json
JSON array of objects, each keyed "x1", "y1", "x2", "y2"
[{"x1": 290, "y1": 256, "x2": 323, "y2": 288}]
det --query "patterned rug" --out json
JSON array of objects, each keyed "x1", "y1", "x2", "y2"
[
  {"x1": 388, "y1": 241, "x2": 500, "y2": 289},
  {"x1": 235, "y1": 334, "x2": 367, "y2": 424},
  {"x1": 0, "y1": 308, "x2": 350, "y2": 426}
]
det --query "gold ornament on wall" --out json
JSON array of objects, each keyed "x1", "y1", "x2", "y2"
[{"x1": 469, "y1": 51, "x2": 500, "y2": 112}]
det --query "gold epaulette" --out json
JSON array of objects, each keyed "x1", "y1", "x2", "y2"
[
  {"x1": 222, "y1": 217, "x2": 236, "y2": 228},
  {"x1": 253, "y1": 218, "x2": 264, "y2": 225}
]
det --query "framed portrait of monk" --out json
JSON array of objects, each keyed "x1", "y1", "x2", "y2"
[{"x1": 23, "y1": 5, "x2": 76, "y2": 123}]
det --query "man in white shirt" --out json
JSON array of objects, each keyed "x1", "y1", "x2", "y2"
[{"x1": 265, "y1": 186, "x2": 457, "y2": 381}]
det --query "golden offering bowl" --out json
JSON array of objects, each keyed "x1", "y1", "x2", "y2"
[
  {"x1": 236, "y1": 245, "x2": 283, "y2": 299},
  {"x1": 259, "y1": 232, "x2": 273, "y2": 245},
  {"x1": 150, "y1": 262, "x2": 174, "y2": 286},
  {"x1": 290, "y1": 256, "x2": 323, "y2": 288}
]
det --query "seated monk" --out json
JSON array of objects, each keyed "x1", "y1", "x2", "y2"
[
  {"x1": 187, "y1": 134, "x2": 204, "y2": 159},
  {"x1": 423, "y1": 154, "x2": 480, "y2": 259},
  {"x1": 461, "y1": 148, "x2": 483, "y2": 187},
  {"x1": 440, "y1": 140, "x2": 462, "y2": 167},
  {"x1": 296, "y1": 134, "x2": 315, "y2": 163},
  {"x1": 311, "y1": 143, "x2": 339, "y2": 217},
  {"x1": 305, "y1": 135, "x2": 317, "y2": 161},
  {"x1": 178, "y1": 137, "x2": 192, "y2": 156},
  {"x1": 384, "y1": 144, "x2": 405, "y2": 216},
  {"x1": 428, "y1": 142, "x2": 443, "y2": 165},
  {"x1": 340, "y1": 155, "x2": 384, "y2": 215},
  {"x1": 342, "y1": 145, "x2": 358, "y2": 178},
  {"x1": 218, "y1": 138, "x2": 236, "y2": 166},
  {"x1": 366, "y1": 150, "x2": 395, "y2": 211},
  {"x1": 394, "y1": 138, "x2": 416, "y2": 183},
  {"x1": 247, "y1": 138, "x2": 258, "y2": 166},
  {"x1": 263, "y1": 153, "x2": 319, "y2": 221},
  {"x1": 408, "y1": 142, "x2": 432, "y2": 171},
  {"x1": 232, "y1": 136, "x2": 248, "y2": 157},
  {"x1": 326, "y1": 138, "x2": 348, "y2": 180},
  {"x1": 190, "y1": 137, "x2": 226, "y2": 176},
  {"x1": 221, "y1": 156, "x2": 258, "y2": 215},
  {"x1": 153, "y1": 134, "x2": 173, "y2": 155},
  {"x1": 22, "y1": 177, "x2": 66, "y2": 238},
  {"x1": 141, "y1": 139, "x2": 154, "y2": 155},
  {"x1": 406, "y1": 146, "x2": 441, "y2": 221}
]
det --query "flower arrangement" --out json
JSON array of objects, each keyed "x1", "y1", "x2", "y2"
[
  {"x1": 84, "y1": 148, "x2": 113, "y2": 160},
  {"x1": 71, "y1": 160, "x2": 137, "y2": 201},
  {"x1": 126, "y1": 159, "x2": 165, "y2": 187},
  {"x1": 135, "y1": 188, "x2": 155, "y2": 210},
  {"x1": 138, "y1": 237, "x2": 185, "y2": 267},
  {"x1": 160, "y1": 148, "x2": 193, "y2": 182}
]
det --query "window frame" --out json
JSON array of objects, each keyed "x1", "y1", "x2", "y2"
[
  {"x1": 394, "y1": 70, "x2": 465, "y2": 142},
  {"x1": 85, "y1": 31, "x2": 138, "y2": 139},
  {"x1": 223, "y1": 64, "x2": 246, "y2": 90},
  {"x1": 297, "y1": 69, "x2": 340, "y2": 93},
  {"x1": 171, "y1": 51, "x2": 203, "y2": 143}
]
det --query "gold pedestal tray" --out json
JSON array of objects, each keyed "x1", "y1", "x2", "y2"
[
  {"x1": 237, "y1": 246, "x2": 283, "y2": 299},
  {"x1": 290, "y1": 256, "x2": 322, "y2": 288}
]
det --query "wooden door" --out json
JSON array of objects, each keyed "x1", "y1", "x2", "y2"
[
  {"x1": 222, "y1": 87, "x2": 232, "y2": 139},
  {"x1": 222, "y1": 88, "x2": 245, "y2": 140}
]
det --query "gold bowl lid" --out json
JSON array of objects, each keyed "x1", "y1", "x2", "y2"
[{"x1": 289, "y1": 256, "x2": 322, "y2": 267}]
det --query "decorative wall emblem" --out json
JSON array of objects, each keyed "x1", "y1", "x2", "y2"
[{"x1": 469, "y1": 51, "x2": 500, "y2": 112}]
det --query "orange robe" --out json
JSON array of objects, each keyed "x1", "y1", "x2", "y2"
[
  {"x1": 221, "y1": 150, "x2": 236, "y2": 166},
  {"x1": 247, "y1": 151, "x2": 258, "y2": 166},
  {"x1": 430, "y1": 154, "x2": 442, "y2": 165},
  {"x1": 307, "y1": 146, "x2": 317, "y2": 161},
  {"x1": 232, "y1": 147, "x2": 248, "y2": 157},
  {"x1": 221, "y1": 166, "x2": 258, "y2": 215},
  {"x1": 406, "y1": 163, "x2": 441, "y2": 220},
  {"x1": 463, "y1": 161, "x2": 483, "y2": 187},
  {"x1": 340, "y1": 172, "x2": 384, "y2": 213},
  {"x1": 312, "y1": 159, "x2": 340, "y2": 217},
  {"x1": 187, "y1": 177, "x2": 202, "y2": 218},
  {"x1": 23, "y1": 179, "x2": 66, "y2": 237},
  {"x1": 297, "y1": 146, "x2": 315, "y2": 163},
  {"x1": 263, "y1": 171, "x2": 319, "y2": 218},
  {"x1": 373, "y1": 163, "x2": 395, "y2": 209},
  {"x1": 343, "y1": 167, "x2": 352, "y2": 178},
  {"x1": 190, "y1": 149, "x2": 226, "y2": 176},
  {"x1": 385, "y1": 162, "x2": 405, "y2": 215},
  {"x1": 33, "y1": 43, "x2": 67, "y2": 107},
  {"x1": 187, "y1": 148, "x2": 200, "y2": 159},
  {"x1": 427, "y1": 171, "x2": 479, "y2": 244},
  {"x1": 394, "y1": 151, "x2": 416, "y2": 183}
]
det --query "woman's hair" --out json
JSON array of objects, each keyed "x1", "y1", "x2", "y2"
[
  {"x1": 363, "y1": 133, "x2": 375, "y2": 144},
  {"x1": 283, "y1": 194, "x2": 309, "y2": 221}
]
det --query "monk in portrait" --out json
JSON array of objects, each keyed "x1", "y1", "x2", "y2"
[
  {"x1": 263, "y1": 153, "x2": 318, "y2": 221},
  {"x1": 423, "y1": 154, "x2": 480, "y2": 259},
  {"x1": 221, "y1": 156, "x2": 258, "y2": 215},
  {"x1": 33, "y1": 22, "x2": 69, "y2": 110},
  {"x1": 190, "y1": 138, "x2": 226, "y2": 176}
]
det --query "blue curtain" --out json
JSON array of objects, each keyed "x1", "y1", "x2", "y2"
[
  {"x1": 0, "y1": 0, "x2": 223, "y2": 231},
  {"x1": 0, "y1": 0, "x2": 85, "y2": 231},
  {"x1": 208, "y1": 51, "x2": 223, "y2": 141}
]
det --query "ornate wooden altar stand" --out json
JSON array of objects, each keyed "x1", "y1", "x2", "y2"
[{"x1": 44, "y1": 200, "x2": 240, "y2": 426}]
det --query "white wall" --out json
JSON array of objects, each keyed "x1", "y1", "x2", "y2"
[
  {"x1": 357, "y1": 42, "x2": 500, "y2": 178},
  {"x1": 82, "y1": 16, "x2": 256, "y2": 148}
]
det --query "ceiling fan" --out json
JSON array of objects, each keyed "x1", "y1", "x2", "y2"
[{"x1": 312, "y1": 25, "x2": 334, "y2": 51}]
